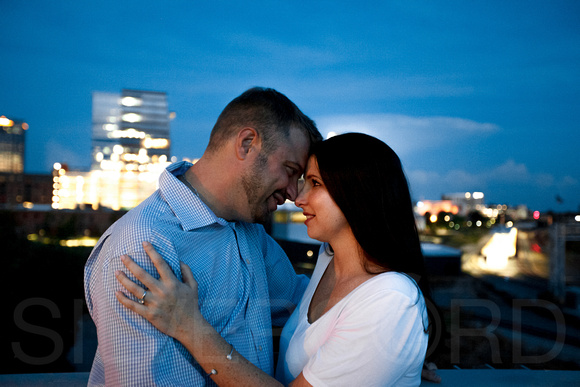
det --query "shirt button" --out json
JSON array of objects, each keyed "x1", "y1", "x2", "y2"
[
  {"x1": 246, "y1": 259, "x2": 250, "y2": 264},
  {"x1": 258, "y1": 346, "x2": 262, "y2": 351}
]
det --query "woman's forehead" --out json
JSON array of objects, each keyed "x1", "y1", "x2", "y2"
[{"x1": 305, "y1": 155, "x2": 319, "y2": 174}]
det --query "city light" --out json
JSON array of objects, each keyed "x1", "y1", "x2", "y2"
[
  {"x1": 143, "y1": 138, "x2": 170, "y2": 149},
  {"x1": 0, "y1": 116, "x2": 14, "y2": 127},
  {"x1": 110, "y1": 128, "x2": 146, "y2": 139},
  {"x1": 481, "y1": 227, "x2": 518, "y2": 270},
  {"x1": 120, "y1": 96, "x2": 143, "y2": 107},
  {"x1": 121, "y1": 113, "x2": 142, "y2": 123}
]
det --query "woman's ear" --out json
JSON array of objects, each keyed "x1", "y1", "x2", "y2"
[{"x1": 235, "y1": 127, "x2": 261, "y2": 160}]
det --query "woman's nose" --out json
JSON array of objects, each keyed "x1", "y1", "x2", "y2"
[{"x1": 295, "y1": 182, "x2": 307, "y2": 207}]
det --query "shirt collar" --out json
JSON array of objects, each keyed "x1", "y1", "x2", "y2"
[{"x1": 159, "y1": 161, "x2": 231, "y2": 230}]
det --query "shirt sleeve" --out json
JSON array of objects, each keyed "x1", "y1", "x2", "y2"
[
  {"x1": 261, "y1": 233, "x2": 310, "y2": 327},
  {"x1": 302, "y1": 278, "x2": 428, "y2": 387},
  {"x1": 85, "y1": 230, "x2": 206, "y2": 386}
]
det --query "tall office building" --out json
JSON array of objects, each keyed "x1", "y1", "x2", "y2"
[
  {"x1": 0, "y1": 115, "x2": 27, "y2": 173},
  {"x1": 53, "y1": 89, "x2": 174, "y2": 211},
  {"x1": 91, "y1": 89, "x2": 171, "y2": 171}
]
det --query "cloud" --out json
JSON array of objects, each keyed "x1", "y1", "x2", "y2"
[
  {"x1": 488, "y1": 159, "x2": 530, "y2": 182},
  {"x1": 316, "y1": 113, "x2": 499, "y2": 155},
  {"x1": 561, "y1": 175, "x2": 579, "y2": 187},
  {"x1": 407, "y1": 159, "x2": 579, "y2": 201}
]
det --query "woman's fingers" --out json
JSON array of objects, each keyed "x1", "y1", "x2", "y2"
[
  {"x1": 120, "y1": 254, "x2": 158, "y2": 290},
  {"x1": 142, "y1": 241, "x2": 176, "y2": 281},
  {"x1": 115, "y1": 289, "x2": 147, "y2": 317},
  {"x1": 180, "y1": 261, "x2": 198, "y2": 291},
  {"x1": 115, "y1": 268, "x2": 147, "y2": 300}
]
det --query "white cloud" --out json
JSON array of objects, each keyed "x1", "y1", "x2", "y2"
[
  {"x1": 316, "y1": 113, "x2": 499, "y2": 156},
  {"x1": 561, "y1": 176, "x2": 579, "y2": 187},
  {"x1": 487, "y1": 159, "x2": 530, "y2": 182},
  {"x1": 408, "y1": 159, "x2": 579, "y2": 200}
]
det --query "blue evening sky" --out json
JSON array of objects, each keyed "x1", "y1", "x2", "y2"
[{"x1": 1, "y1": 0, "x2": 579, "y2": 212}]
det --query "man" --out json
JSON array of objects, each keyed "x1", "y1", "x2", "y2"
[{"x1": 84, "y1": 87, "x2": 323, "y2": 386}]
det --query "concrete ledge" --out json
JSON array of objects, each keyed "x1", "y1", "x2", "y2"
[
  {"x1": 422, "y1": 369, "x2": 580, "y2": 386},
  {"x1": 0, "y1": 372, "x2": 89, "y2": 386},
  {"x1": 0, "y1": 370, "x2": 578, "y2": 386}
]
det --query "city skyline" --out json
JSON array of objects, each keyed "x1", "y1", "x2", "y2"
[{"x1": 1, "y1": 1, "x2": 579, "y2": 212}]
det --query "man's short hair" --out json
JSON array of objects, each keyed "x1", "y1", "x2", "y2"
[{"x1": 207, "y1": 87, "x2": 322, "y2": 155}]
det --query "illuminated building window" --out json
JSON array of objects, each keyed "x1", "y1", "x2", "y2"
[{"x1": 121, "y1": 96, "x2": 143, "y2": 107}]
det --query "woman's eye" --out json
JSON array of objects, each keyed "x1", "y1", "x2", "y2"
[{"x1": 311, "y1": 179, "x2": 321, "y2": 187}]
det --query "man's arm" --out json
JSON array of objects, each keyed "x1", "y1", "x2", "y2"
[{"x1": 85, "y1": 235, "x2": 205, "y2": 385}]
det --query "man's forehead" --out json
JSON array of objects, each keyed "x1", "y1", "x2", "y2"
[{"x1": 285, "y1": 129, "x2": 310, "y2": 169}]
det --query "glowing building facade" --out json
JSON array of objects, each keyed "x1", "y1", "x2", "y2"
[
  {"x1": 91, "y1": 89, "x2": 171, "y2": 171},
  {"x1": 442, "y1": 192, "x2": 485, "y2": 216},
  {"x1": 53, "y1": 89, "x2": 174, "y2": 211},
  {"x1": 0, "y1": 115, "x2": 28, "y2": 173}
]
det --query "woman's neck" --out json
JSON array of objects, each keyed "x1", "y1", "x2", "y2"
[
  {"x1": 330, "y1": 236, "x2": 368, "y2": 280},
  {"x1": 330, "y1": 232, "x2": 387, "y2": 279}
]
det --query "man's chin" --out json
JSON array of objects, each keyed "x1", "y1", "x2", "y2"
[{"x1": 251, "y1": 207, "x2": 272, "y2": 225}]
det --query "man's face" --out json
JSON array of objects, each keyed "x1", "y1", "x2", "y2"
[{"x1": 241, "y1": 129, "x2": 310, "y2": 224}]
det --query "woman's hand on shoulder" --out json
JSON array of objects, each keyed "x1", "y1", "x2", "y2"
[{"x1": 115, "y1": 241, "x2": 201, "y2": 340}]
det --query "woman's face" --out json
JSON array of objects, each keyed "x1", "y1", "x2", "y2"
[{"x1": 295, "y1": 155, "x2": 350, "y2": 243}]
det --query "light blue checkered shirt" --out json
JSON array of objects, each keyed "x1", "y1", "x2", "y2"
[{"x1": 84, "y1": 161, "x2": 308, "y2": 386}]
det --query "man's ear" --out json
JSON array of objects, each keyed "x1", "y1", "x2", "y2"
[{"x1": 236, "y1": 127, "x2": 261, "y2": 160}]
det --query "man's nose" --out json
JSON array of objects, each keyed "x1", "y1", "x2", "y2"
[{"x1": 285, "y1": 183, "x2": 297, "y2": 202}]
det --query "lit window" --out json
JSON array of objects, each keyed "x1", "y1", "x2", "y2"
[
  {"x1": 116, "y1": 128, "x2": 145, "y2": 139},
  {"x1": 0, "y1": 116, "x2": 14, "y2": 127},
  {"x1": 121, "y1": 96, "x2": 143, "y2": 107},
  {"x1": 121, "y1": 113, "x2": 142, "y2": 123},
  {"x1": 143, "y1": 138, "x2": 169, "y2": 149}
]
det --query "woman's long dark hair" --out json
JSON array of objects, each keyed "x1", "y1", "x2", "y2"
[{"x1": 313, "y1": 132, "x2": 431, "y2": 302}]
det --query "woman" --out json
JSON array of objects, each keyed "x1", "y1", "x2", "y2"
[{"x1": 116, "y1": 133, "x2": 431, "y2": 386}]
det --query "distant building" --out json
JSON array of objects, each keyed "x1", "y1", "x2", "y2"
[
  {"x1": 53, "y1": 89, "x2": 174, "y2": 211},
  {"x1": 91, "y1": 89, "x2": 172, "y2": 171},
  {"x1": 442, "y1": 192, "x2": 485, "y2": 216},
  {"x1": 0, "y1": 115, "x2": 27, "y2": 173},
  {"x1": 415, "y1": 200, "x2": 460, "y2": 217},
  {"x1": 0, "y1": 173, "x2": 52, "y2": 210}
]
